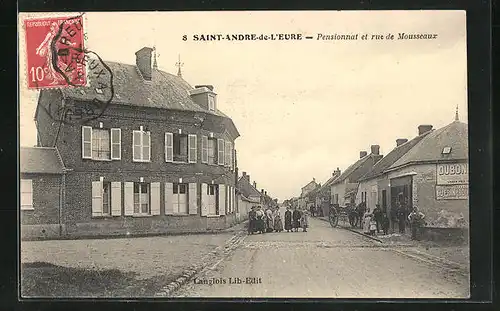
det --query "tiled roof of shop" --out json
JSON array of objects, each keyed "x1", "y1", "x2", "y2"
[
  {"x1": 389, "y1": 121, "x2": 468, "y2": 170},
  {"x1": 59, "y1": 61, "x2": 229, "y2": 118},
  {"x1": 20, "y1": 147, "x2": 65, "y2": 174},
  {"x1": 360, "y1": 132, "x2": 431, "y2": 181}
]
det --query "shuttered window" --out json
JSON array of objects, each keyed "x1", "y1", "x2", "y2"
[
  {"x1": 110, "y1": 128, "x2": 121, "y2": 160},
  {"x1": 173, "y1": 183, "x2": 188, "y2": 214},
  {"x1": 20, "y1": 179, "x2": 33, "y2": 210},
  {"x1": 165, "y1": 132, "x2": 173, "y2": 162},
  {"x1": 133, "y1": 130, "x2": 151, "y2": 162},
  {"x1": 92, "y1": 181, "x2": 121, "y2": 217},
  {"x1": 133, "y1": 182, "x2": 150, "y2": 215}
]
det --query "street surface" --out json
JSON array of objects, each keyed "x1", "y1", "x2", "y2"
[{"x1": 175, "y1": 207, "x2": 469, "y2": 298}]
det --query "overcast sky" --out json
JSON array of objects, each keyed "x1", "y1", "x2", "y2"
[{"x1": 19, "y1": 10, "x2": 467, "y2": 201}]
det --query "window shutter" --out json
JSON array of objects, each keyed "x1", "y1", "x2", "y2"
[
  {"x1": 189, "y1": 183, "x2": 198, "y2": 215},
  {"x1": 217, "y1": 139, "x2": 224, "y2": 166},
  {"x1": 144, "y1": 132, "x2": 151, "y2": 162},
  {"x1": 165, "y1": 132, "x2": 173, "y2": 162},
  {"x1": 110, "y1": 128, "x2": 121, "y2": 160},
  {"x1": 201, "y1": 136, "x2": 208, "y2": 163},
  {"x1": 82, "y1": 126, "x2": 92, "y2": 159},
  {"x1": 201, "y1": 183, "x2": 208, "y2": 216},
  {"x1": 228, "y1": 186, "x2": 232, "y2": 213},
  {"x1": 218, "y1": 185, "x2": 226, "y2": 215},
  {"x1": 151, "y1": 182, "x2": 161, "y2": 215},
  {"x1": 124, "y1": 182, "x2": 134, "y2": 216},
  {"x1": 232, "y1": 186, "x2": 236, "y2": 213},
  {"x1": 111, "y1": 182, "x2": 122, "y2": 216},
  {"x1": 188, "y1": 134, "x2": 197, "y2": 163},
  {"x1": 229, "y1": 142, "x2": 233, "y2": 170},
  {"x1": 165, "y1": 182, "x2": 174, "y2": 215},
  {"x1": 132, "y1": 131, "x2": 141, "y2": 162},
  {"x1": 20, "y1": 179, "x2": 33, "y2": 209},
  {"x1": 91, "y1": 181, "x2": 103, "y2": 217}
]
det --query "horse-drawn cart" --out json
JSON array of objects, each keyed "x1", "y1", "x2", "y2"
[{"x1": 328, "y1": 202, "x2": 366, "y2": 228}]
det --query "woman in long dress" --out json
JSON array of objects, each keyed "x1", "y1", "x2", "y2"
[
  {"x1": 265, "y1": 208, "x2": 274, "y2": 233},
  {"x1": 292, "y1": 207, "x2": 302, "y2": 232},
  {"x1": 274, "y1": 209, "x2": 284, "y2": 232},
  {"x1": 363, "y1": 208, "x2": 373, "y2": 234},
  {"x1": 284, "y1": 207, "x2": 292, "y2": 232},
  {"x1": 255, "y1": 207, "x2": 265, "y2": 234}
]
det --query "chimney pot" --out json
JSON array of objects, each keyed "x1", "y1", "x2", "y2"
[
  {"x1": 135, "y1": 47, "x2": 154, "y2": 81},
  {"x1": 360, "y1": 151, "x2": 368, "y2": 158},
  {"x1": 253, "y1": 181, "x2": 257, "y2": 188},
  {"x1": 418, "y1": 125, "x2": 433, "y2": 135},
  {"x1": 242, "y1": 172, "x2": 246, "y2": 176},
  {"x1": 396, "y1": 138, "x2": 408, "y2": 146},
  {"x1": 370, "y1": 145, "x2": 380, "y2": 155}
]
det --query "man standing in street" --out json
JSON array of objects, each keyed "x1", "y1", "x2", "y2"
[
  {"x1": 372, "y1": 204, "x2": 383, "y2": 234},
  {"x1": 408, "y1": 207, "x2": 425, "y2": 240}
]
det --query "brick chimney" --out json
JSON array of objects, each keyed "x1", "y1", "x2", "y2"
[
  {"x1": 360, "y1": 151, "x2": 368, "y2": 158},
  {"x1": 253, "y1": 181, "x2": 257, "y2": 189},
  {"x1": 135, "y1": 47, "x2": 153, "y2": 81},
  {"x1": 418, "y1": 125, "x2": 433, "y2": 135},
  {"x1": 242, "y1": 171, "x2": 249, "y2": 181},
  {"x1": 396, "y1": 138, "x2": 408, "y2": 146},
  {"x1": 370, "y1": 145, "x2": 380, "y2": 155}
]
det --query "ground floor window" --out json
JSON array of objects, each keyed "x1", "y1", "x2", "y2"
[
  {"x1": 173, "y1": 183, "x2": 188, "y2": 214},
  {"x1": 134, "y1": 182, "x2": 150, "y2": 215},
  {"x1": 102, "y1": 182, "x2": 111, "y2": 215}
]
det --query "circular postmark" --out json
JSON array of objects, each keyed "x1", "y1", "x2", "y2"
[{"x1": 42, "y1": 14, "x2": 114, "y2": 125}]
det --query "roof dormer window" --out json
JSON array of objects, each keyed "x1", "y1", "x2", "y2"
[
  {"x1": 442, "y1": 147, "x2": 452, "y2": 154},
  {"x1": 208, "y1": 94, "x2": 216, "y2": 111}
]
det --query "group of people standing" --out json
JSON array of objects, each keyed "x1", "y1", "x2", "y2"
[{"x1": 248, "y1": 205, "x2": 309, "y2": 234}]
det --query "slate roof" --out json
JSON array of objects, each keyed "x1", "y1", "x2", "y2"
[
  {"x1": 20, "y1": 147, "x2": 65, "y2": 174},
  {"x1": 359, "y1": 131, "x2": 431, "y2": 181},
  {"x1": 333, "y1": 153, "x2": 381, "y2": 185},
  {"x1": 59, "y1": 61, "x2": 230, "y2": 119},
  {"x1": 237, "y1": 176, "x2": 262, "y2": 198},
  {"x1": 388, "y1": 121, "x2": 468, "y2": 170}
]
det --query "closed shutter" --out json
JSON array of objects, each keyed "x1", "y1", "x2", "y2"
[
  {"x1": 151, "y1": 182, "x2": 161, "y2": 215},
  {"x1": 229, "y1": 186, "x2": 233, "y2": 213},
  {"x1": 228, "y1": 142, "x2": 233, "y2": 170},
  {"x1": 111, "y1": 182, "x2": 122, "y2": 216},
  {"x1": 165, "y1": 182, "x2": 174, "y2": 215},
  {"x1": 110, "y1": 128, "x2": 121, "y2": 160},
  {"x1": 91, "y1": 181, "x2": 103, "y2": 217},
  {"x1": 165, "y1": 132, "x2": 173, "y2": 162},
  {"x1": 201, "y1": 183, "x2": 208, "y2": 216},
  {"x1": 189, "y1": 183, "x2": 198, "y2": 215},
  {"x1": 188, "y1": 134, "x2": 197, "y2": 163},
  {"x1": 232, "y1": 187, "x2": 236, "y2": 213},
  {"x1": 82, "y1": 126, "x2": 92, "y2": 159},
  {"x1": 201, "y1": 136, "x2": 208, "y2": 163},
  {"x1": 219, "y1": 185, "x2": 226, "y2": 215},
  {"x1": 217, "y1": 139, "x2": 224, "y2": 165},
  {"x1": 124, "y1": 182, "x2": 134, "y2": 216}
]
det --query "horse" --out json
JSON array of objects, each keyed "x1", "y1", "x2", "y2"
[{"x1": 349, "y1": 202, "x2": 366, "y2": 228}]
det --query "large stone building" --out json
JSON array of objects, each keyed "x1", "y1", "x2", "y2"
[{"x1": 24, "y1": 47, "x2": 241, "y2": 239}]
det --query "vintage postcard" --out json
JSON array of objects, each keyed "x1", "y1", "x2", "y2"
[{"x1": 19, "y1": 10, "x2": 469, "y2": 298}]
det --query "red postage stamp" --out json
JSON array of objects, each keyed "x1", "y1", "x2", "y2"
[{"x1": 24, "y1": 15, "x2": 87, "y2": 89}]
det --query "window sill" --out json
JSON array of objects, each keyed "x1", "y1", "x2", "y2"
[
  {"x1": 91, "y1": 215, "x2": 114, "y2": 219},
  {"x1": 21, "y1": 208, "x2": 34, "y2": 211},
  {"x1": 83, "y1": 158, "x2": 115, "y2": 162},
  {"x1": 133, "y1": 160, "x2": 151, "y2": 163},
  {"x1": 168, "y1": 214, "x2": 192, "y2": 217},
  {"x1": 206, "y1": 215, "x2": 222, "y2": 218},
  {"x1": 131, "y1": 214, "x2": 153, "y2": 218}
]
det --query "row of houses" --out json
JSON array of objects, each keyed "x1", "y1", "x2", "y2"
[
  {"x1": 20, "y1": 46, "x2": 277, "y2": 240},
  {"x1": 294, "y1": 112, "x2": 469, "y2": 240}
]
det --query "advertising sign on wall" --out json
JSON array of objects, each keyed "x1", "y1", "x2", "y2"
[
  {"x1": 436, "y1": 184, "x2": 468, "y2": 200},
  {"x1": 436, "y1": 163, "x2": 469, "y2": 185}
]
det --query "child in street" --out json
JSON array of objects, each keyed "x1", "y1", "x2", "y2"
[{"x1": 369, "y1": 216, "x2": 377, "y2": 236}]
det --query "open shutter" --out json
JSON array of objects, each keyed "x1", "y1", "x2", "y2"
[
  {"x1": 132, "y1": 131, "x2": 141, "y2": 162},
  {"x1": 91, "y1": 181, "x2": 103, "y2": 217},
  {"x1": 165, "y1": 182, "x2": 173, "y2": 215},
  {"x1": 232, "y1": 186, "x2": 236, "y2": 213},
  {"x1": 228, "y1": 142, "x2": 233, "y2": 170},
  {"x1": 218, "y1": 185, "x2": 226, "y2": 215},
  {"x1": 143, "y1": 132, "x2": 151, "y2": 162},
  {"x1": 189, "y1": 183, "x2": 198, "y2": 215},
  {"x1": 151, "y1": 182, "x2": 161, "y2": 215},
  {"x1": 201, "y1": 136, "x2": 208, "y2": 163},
  {"x1": 110, "y1": 128, "x2": 121, "y2": 160},
  {"x1": 188, "y1": 134, "x2": 197, "y2": 163},
  {"x1": 201, "y1": 183, "x2": 208, "y2": 216},
  {"x1": 124, "y1": 182, "x2": 134, "y2": 216},
  {"x1": 217, "y1": 139, "x2": 224, "y2": 165},
  {"x1": 165, "y1": 132, "x2": 173, "y2": 162},
  {"x1": 227, "y1": 186, "x2": 232, "y2": 213},
  {"x1": 82, "y1": 126, "x2": 92, "y2": 159},
  {"x1": 111, "y1": 182, "x2": 122, "y2": 216}
]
